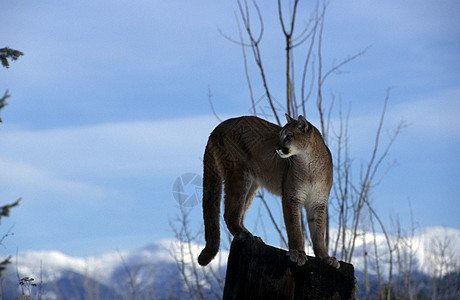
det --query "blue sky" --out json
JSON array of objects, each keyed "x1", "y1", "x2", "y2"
[{"x1": 1, "y1": 0, "x2": 459, "y2": 257}]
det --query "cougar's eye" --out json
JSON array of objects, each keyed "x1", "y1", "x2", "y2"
[{"x1": 283, "y1": 134, "x2": 292, "y2": 143}]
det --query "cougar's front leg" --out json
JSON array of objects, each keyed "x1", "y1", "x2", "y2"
[
  {"x1": 282, "y1": 196, "x2": 307, "y2": 266},
  {"x1": 306, "y1": 203, "x2": 340, "y2": 269}
]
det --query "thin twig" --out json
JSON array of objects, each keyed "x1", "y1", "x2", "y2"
[
  {"x1": 117, "y1": 249, "x2": 137, "y2": 300},
  {"x1": 207, "y1": 86, "x2": 222, "y2": 122},
  {"x1": 259, "y1": 194, "x2": 288, "y2": 248},
  {"x1": 235, "y1": 12, "x2": 257, "y2": 115}
]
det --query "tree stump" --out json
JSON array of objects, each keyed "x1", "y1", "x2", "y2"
[{"x1": 223, "y1": 238, "x2": 355, "y2": 300}]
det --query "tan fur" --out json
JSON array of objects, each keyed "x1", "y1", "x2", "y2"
[{"x1": 197, "y1": 115, "x2": 339, "y2": 268}]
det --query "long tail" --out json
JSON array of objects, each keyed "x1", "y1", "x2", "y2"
[{"x1": 197, "y1": 146, "x2": 222, "y2": 266}]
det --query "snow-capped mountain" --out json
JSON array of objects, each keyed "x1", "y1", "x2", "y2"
[
  {"x1": 12, "y1": 240, "x2": 177, "y2": 286},
  {"x1": 2, "y1": 227, "x2": 459, "y2": 299},
  {"x1": 334, "y1": 226, "x2": 460, "y2": 277},
  {"x1": 2, "y1": 239, "x2": 228, "y2": 299}
]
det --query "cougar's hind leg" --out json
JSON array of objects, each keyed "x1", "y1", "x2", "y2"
[
  {"x1": 242, "y1": 181, "x2": 263, "y2": 242},
  {"x1": 223, "y1": 170, "x2": 255, "y2": 239}
]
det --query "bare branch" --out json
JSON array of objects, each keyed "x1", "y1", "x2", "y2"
[
  {"x1": 347, "y1": 89, "x2": 403, "y2": 263},
  {"x1": 320, "y1": 46, "x2": 371, "y2": 85},
  {"x1": 316, "y1": 0, "x2": 326, "y2": 133},
  {"x1": 236, "y1": 0, "x2": 280, "y2": 124},
  {"x1": 366, "y1": 200, "x2": 393, "y2": 300},
  {"x1": 237, "y1": 0, "x2": 264, "y2": 44},
  {"x1": 258, "y1": 193, "x2": 288, "y2": 248},
  {"x1": 207, "y1": 86, "x2": 222, "y2": 122},
  {"x1": 277, "y1": 0, "x2": 299, "y2": 38},
  {"x1": 235, "y1": 13, "x2": 257, "y2": 115},
  {"x1": 278, "y1": 0, "x2": 300, "y2": 116},
  {"x1": 117, "y1": 249, "x2": 138, "y2": 300},
  {"x1": 292, "y1": 13, "x2": 319, "y2": 48},
  {"x1": 217, "y1": 26, "x2": 252, "y2": 47}
]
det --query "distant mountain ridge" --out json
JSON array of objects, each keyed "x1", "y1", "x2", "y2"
[{"x1": 2, "y1": 227, "x2": 459, "y2": 299}]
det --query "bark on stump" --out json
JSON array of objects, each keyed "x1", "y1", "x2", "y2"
[{"x1": 223, "y1": 238, "x2": 355, "y2": 300}]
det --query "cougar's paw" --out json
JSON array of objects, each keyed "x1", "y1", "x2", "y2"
[
  {"x1": 236, "y1": 232, "x2": 264, "y2": 243},
  {"x1": 254, "y1": 235, "x2": 264, "y2": 243},
  {"x1": 236, "y1": 231, "x2": 254, "y2": 240},
  {"x1": 287, "y1": 249, "x2": 307, "y2": 266},
  {"x1": 321, "y1": 256, "x2": 340, "y2": 269}
]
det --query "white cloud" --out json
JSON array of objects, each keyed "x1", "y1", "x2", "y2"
[
  {"x1": 0, "y1": 158, "x2": 111, "y2": 200},
  {"x1": 389, "y1": 87, "x2": 460, "y2": 138},
  {"x1": 1, "y1": 95, "x2": 456, "y2": 204},
  {"x1": 0, "y1": 115, "x2": 220, "y2": 197},
  {"x1": 321, "y1": 87, "x2": 460, "y2": 156},
  {"x1": 0, "y1": 115, "x2": 223, "y2": 255}
]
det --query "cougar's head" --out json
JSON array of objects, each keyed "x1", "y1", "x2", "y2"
[{"x1": 276, "y1": 114, "x2": 311, "y2": 159}]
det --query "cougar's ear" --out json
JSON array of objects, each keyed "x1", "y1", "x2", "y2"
[
  {"x1": 285, "y1": 113, "x2": 295, "y2": 123},
  {"x1": 297, "y1": 115, "x2": 310, "y2": 133}
]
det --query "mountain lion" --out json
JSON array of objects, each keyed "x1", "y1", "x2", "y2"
[{"x1": 197, "y1": 114, "x2": 339, "y2": 269}]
